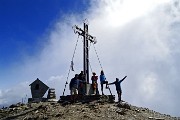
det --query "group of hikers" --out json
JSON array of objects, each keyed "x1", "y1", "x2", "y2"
[{"x1": 69, "y1": 70, "x2": 127, "y2": 102}]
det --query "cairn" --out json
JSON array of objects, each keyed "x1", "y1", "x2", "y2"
[{"x1": 47, "y1": 88, "x2": 57, "y2": 102}]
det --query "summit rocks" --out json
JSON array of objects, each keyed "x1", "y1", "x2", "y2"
[{"x1": 0, "y1": 101, "x2": 178, "y2": 120}]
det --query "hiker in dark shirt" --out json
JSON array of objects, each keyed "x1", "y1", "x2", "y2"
[
  {"x1": 69, "y1": 74, "x2": 81, "y2": 102},
  {"x1": 78, "y1": 71, "x2": 86, "y2": 95},
  {"x1": 69, "y1": 74, "x2": 79, "y2": 95},
  {"x1": 108, "y1": 76, "x2": 127, "y2": 102},
  {"x1": 78, "y1": 71, "x2": 85, "y2": 81}
]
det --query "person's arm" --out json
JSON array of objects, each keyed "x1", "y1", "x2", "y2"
[
  {"x1": 104, "y1": 75, "x2": 106, "y2": 80},
  {"x1": 120, "y1": 76, "x2": 127, "y2": 82},
  {"x1": 108, "y1": 81, "x2": 115, "y2": 85},
  {"x1": 95, "y1": 76, "x2": 98, "y2": 81},
  {"x1": 79, "y1": 79, "x2": 86, "y2": 83}
]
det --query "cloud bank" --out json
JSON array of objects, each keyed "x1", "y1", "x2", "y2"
[{"x1": 1, "y1": 0, "x2": 180, "y2": 116}]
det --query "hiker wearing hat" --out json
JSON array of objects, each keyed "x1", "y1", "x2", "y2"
[
  {"x1": 91, "y1": 72, "x2": 98, "y2": 95},
  {"x1": 108, "y1": 76, "x2": 127, "y2": 102}
]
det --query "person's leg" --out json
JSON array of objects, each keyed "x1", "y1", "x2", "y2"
[
  {"x1": 105, "y1": 81, "x2": 108, "y2": 88},
  {"x1": 119, "y1": 92, "x2": 122, "y2": 102},
  {"x1": 92, "y1": 82, "x2": 95, "y2": 94},
  {"x1": 96, "y1": 86, "x2": 99, "y2": 95},
  {"x1": 70, "y1": 89, "x2": 73, "y2": 95},
  {"x1": 70, "y1": 90, "x2": 73, "y2": 101},
  {"x1": 80, "y1": 86, "x2": 84, "y2": 95},
  {"x1": 101, "y1": 83, "x2": 104, "y2": 95},
  {"x1": 74, "y1": 89, "x2": 78, "y2": 102},
  {"x1": 71, "y1": 88, "x2": 75, "y2": 102},
  {"x1": 94, "y1": 88, "x2": 96, "y2": 94},
  {"x1": 82, "y1": 83, "x2": 86, "y2": 95},
  {"x1": 117, "y1": 90, "x2": 121, "y2": 102},
  {"x1": 94, "y1": 82, "x2": 97, "y2": 94}
]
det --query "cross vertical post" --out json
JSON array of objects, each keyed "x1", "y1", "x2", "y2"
[
  {"x1": 84, "y1": 23, "x2": 89, "y2": 84},
  {"x1": 73, "y1": 21, "x2": 97, "y2": 94}
]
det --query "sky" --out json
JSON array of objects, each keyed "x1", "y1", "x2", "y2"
[{"x1": 0, "y1": 0, "x2": 180, "y2": 117}]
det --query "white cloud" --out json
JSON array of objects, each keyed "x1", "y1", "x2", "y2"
[
  {"x1": 1, "y1": 0, "x2": 180, "y2": 117},
  {"x1": 139, "y1": 72, "x2": 158, "y2": 100},
  {"x1": 89, "y1": 0, "x2": 171, "y2": 27},
  {"x1": 0, "y1": 81, "x2": 30, "y2": 105},
  {"x1": 88, "y1": 0, "x2": 180, "y2": 116}
]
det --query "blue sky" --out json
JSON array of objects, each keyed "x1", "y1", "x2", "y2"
[
  {"x1": 0, "y1": 0, "x2": 89, "y2": 69},
  {"x1": 0, "y1": 0, "x2": 180, "y2": 117}
]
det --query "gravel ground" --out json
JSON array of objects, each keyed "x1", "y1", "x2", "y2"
[{"x1": 0, "y1": 101, "x2": 179, "y2": 120}]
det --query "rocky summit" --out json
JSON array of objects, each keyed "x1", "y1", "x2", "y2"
[{"x1": 0, "y1": 101, "x2": 178, "y2": 120}]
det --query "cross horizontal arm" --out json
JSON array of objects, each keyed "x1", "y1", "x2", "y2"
[
  {"x1": 73, "y1": 25, "x2": 97, "y2": 44},
  {"x1": 88, "y1": 35, "x2": 97, "y2": 44},
  {"x1": 75, "y1": 25, "x2": 83, "y2": 32}
]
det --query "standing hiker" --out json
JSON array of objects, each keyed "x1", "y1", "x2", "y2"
[
  {"x1": 91, "y1": 72, "x2": 98, "y2": 95},
  {"x1": 108, "y1": 76, "x2": 127, "y2": 102},
  {"x1": 78, "y1": 71, "x2": 85, "y2": 81},
  {"x1": 100, "y1": 70, "x2": 108, "y2": 95},
  {"x1": 69, "y1": 74, "x2": 79, "y2": 102},
  {"x1": 78, "y1": 71, "x2": 86, "y2": 95}
]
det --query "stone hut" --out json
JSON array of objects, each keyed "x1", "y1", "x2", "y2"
[{"x1": 28, "y1": 78, "x2": 49, "y2": 102}]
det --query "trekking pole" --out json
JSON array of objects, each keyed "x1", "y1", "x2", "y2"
[
  {"x1": 106, "y1": 80, "x2": 112, "y2": 95},
  {"x1": 108, "y1": 85, "x2": 112, "y2": 95}
]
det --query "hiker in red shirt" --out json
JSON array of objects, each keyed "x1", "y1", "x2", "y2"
[{"x1": 91, "y1": 72, "x2": 98, "y2": 95}]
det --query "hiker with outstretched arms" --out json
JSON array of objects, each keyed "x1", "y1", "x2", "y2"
[{"x1": 108, "y1": 76, "x2": 127, "y2": 102}]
